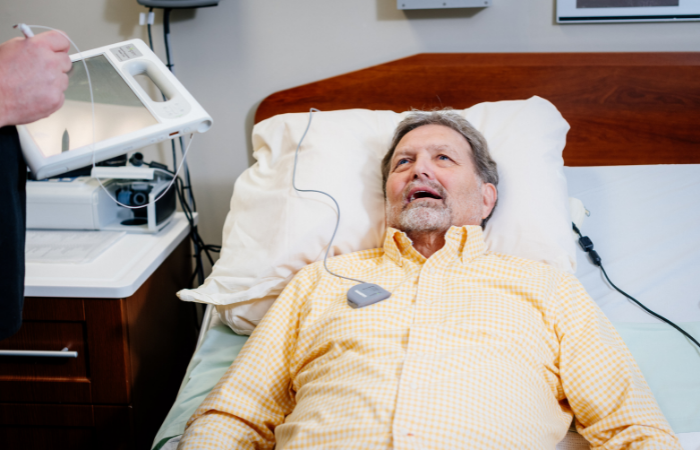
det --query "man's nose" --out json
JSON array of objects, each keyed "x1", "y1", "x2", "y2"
[{"x1": 411, "y1": 156, "x2": 434, "y2": 180}]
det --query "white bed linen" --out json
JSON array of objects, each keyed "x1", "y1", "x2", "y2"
[
  {"x1": 565, "y1": 165, "x2": 700, "y2": 325},
  {"x1": 201, "y1": 165, "x2": 700, "y2": 330},
  {"x1": 565, "y1": 164, "x2": 700, "y2": 450}
]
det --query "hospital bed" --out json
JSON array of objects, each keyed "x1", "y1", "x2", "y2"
[{"x1": 153, "y1": 52, "x2": 700, "y2": 450}]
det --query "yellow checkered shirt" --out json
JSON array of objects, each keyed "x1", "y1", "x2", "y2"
[{"x1": 179, "y1": 226, "x2": 679, "y2": 450}]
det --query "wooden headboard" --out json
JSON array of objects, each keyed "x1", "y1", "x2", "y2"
[{"x1": 255, "y1": 53, "x2": 700, "y2": 166}]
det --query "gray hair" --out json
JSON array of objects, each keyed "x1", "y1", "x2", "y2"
[{"x1": 381, "y1": 110, "x2": 499, "y2": 226}]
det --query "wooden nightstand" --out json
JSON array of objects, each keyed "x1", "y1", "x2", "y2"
[{"x1": 0, "y1": 214, "x2": 197, "y2": 450}]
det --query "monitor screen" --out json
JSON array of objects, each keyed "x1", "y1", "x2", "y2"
[{"x1": 24, "y1": 54, "x2": 159, "y2": 158}]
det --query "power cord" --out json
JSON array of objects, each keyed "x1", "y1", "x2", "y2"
[
  {"x1": 174, "y1": 176, "x2": 221, "y2": 287},
  {"x1": 572, "y1": 223, "x2": 700, "y2": 350},
  {"x1": 146, "y1": 8, "x2": 154, "y2": 49},
  {"x1": 162, "y1": 7, "x2": 196, "y2": 211},
  {"x1": 142, "y1": 8, "x2": 213, "y2": 290},
  {"x1": 146, "y1": 10, "x2": 179, "y2": 177}
]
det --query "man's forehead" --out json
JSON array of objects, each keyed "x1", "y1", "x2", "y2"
[{"x1": 394, "y1": 125, "x2": 471, "y2": 155}]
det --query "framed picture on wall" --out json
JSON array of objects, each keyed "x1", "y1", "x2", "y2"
[{"x1": 557, "y1": 0, "x2": 700, "y2": 23}]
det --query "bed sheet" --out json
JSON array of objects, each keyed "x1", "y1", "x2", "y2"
[
  {"x1": 566, "y1": 164, "x2": 700, "y2": 325},
  {"x1": 153, "y1": 324, "x2": 248, "y2": 449},
  {"x1": 153, "y1": 164, "x2": 700, "y2": 450},
  {"x1": 566, "y1": 164, "x2": 700, "y2": 449}
]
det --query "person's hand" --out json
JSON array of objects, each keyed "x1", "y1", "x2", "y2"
[{"x1": 0, "y1": 30, "x2": 72, "y2": 128}]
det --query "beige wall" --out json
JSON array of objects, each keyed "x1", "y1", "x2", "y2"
[{"x1": 2, "y1": 0, "x2": 697, "y2": 273}]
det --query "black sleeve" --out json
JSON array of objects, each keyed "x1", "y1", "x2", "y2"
[{"x1": 0, "y1": 126, "x2": 27, "y2": 340}]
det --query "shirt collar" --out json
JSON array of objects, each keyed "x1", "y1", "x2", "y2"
[{"x1": 383, "y1": 225, "x2": 487, "y2": 266}]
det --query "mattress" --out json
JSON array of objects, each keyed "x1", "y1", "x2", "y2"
[{"x1": 153, "y1": 164, "x2": 700, "y2": 450}]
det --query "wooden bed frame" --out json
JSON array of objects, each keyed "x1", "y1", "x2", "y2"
[{"x1": 255, "y1": 53, "x2": 700, "y2": 166}]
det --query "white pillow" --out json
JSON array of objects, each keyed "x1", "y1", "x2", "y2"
[{"x1": 178, "y1": 97, "x2": 575, "y2": 335}]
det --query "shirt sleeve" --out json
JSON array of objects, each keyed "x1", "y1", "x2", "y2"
[
  {"x1": 177, "y1": 266, "x2": 317, "y2": 450},
  {"x1": 555, "y1": 272, "x2": 682, "y2": 450}
]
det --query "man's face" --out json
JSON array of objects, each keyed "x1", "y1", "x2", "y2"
[{"x1": 385, "y1": 124, "x2": 497, "y2": 233}]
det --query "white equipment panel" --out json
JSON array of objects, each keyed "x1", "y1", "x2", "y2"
[
  {"x1": 18, "y1": 39, "x2": 213, "y2": 180},
  {"x1": 557, "y1": 0, "x2": 700, "y2": 23},
  {"x1": 398, "y1": 0, "x2": 491, "y2": 9}
]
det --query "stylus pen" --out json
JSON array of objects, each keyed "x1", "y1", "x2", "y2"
[{"x1": 13, "y1": 23, "x2": 34, "y2": 38}]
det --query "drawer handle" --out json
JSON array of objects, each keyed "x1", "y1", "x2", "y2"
[{"x1": 0, "y1": 347, "x2": 78, "y2": 358}]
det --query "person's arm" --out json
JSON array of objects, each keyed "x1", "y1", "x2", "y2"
[
  {"x1": 177, "y1": 266, "x2": 316, "y2": 450},
  {"x1": 556, "y1": 273, "x2": 682, "y2": 450},
  {"x1": 0, "y1": 30, "x2": 71, "y2": 128}
]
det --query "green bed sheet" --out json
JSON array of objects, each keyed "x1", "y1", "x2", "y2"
[
  {"x1": 615, "y1": 322, "x2": 700, "y2": 433},
  {"x1": 153, "y1": 325, "x2": 248, "y2": 449}
]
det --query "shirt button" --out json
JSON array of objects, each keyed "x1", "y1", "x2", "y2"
[{"x1": 410, "y1": 382, "x2": 418, "y2": 390}]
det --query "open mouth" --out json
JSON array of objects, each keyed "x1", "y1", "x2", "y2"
[{"x1": 406, "y1": 188, "x2": 443, "y2": 204}]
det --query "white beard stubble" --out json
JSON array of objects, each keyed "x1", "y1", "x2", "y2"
[{"x1": 386, "y1": 180, "x2": 484, "y2": 234}]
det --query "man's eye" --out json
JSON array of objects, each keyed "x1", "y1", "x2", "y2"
[
  {"x1": 395, "y1": 158, "x2": 409, "y2": 167},
  {"x1": 438, "y1": 155, "x2": 451, "y2": 161}
]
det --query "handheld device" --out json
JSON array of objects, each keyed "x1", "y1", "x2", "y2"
[{"x1": 17, "y1": 39, "x2": 212, "y2": 180}]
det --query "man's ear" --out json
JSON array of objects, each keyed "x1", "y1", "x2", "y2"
[{"x1": 481, "y1": 183, "x2": 497, "y2": 220}]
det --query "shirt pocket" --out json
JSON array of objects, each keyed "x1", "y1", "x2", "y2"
[{"x1": 436, "y1": 290, "x2": 556, "y2": 368}]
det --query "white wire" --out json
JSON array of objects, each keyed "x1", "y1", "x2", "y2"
[
  {"x1": 293, "y1": 109, "x2": 409, "y2": 295},
  {"x1": 293, "y1": 109, "x2": 371, "y2": 285},
  {"x1": 26, "y1": 25, "x2": 193, "y2": 210}
]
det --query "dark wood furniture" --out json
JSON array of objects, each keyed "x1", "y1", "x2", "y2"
[
  {"x1": 0, "y1": 239, "x2": 197, "y2": 450},
  {"x1": 256, "y1": 52, "x2": 700, "y2": 166}
]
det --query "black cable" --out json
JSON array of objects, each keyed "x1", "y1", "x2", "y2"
[
  {"x1": 170, "y1": 137, "x2": 178, "y2": 173},
  {"x1": 599, "y1": 265, "x2": 700, "y2": 349},
  {"x1": 177, "y1": 178, "x2": 204, "y2": 285},
  {"x1": 141, "y1": 8, "x2": 211, "y2": 330},
  {"x1": 179, "y1": 135, "x2": 195, "y2": 210},
  {"x1": 573, "y1": 223, "x2": 700, "y2": 351},
  {"x1": 144, "y1": 10, "x2": 179, "y2": 173},
  {"x1": 162, "y1": 8, "x2": 173, "y2": 72},
  {"x1": 174, "y1": 176, "x2": 220, "y2": 286},
  {"x1": 136, "y1": 153, "x2": 221, "y2": 288},
  {"x1": 147, "y1": 8, "x2": 154, "y2": 50},
  {"x1": 160, "y1": 9, "x2": 205, "y2": 286},
  {"x1": 170, "y1": 173, "x2": 214, "y2": 333},
  {"x1": 161, "y1": 8, "x2": 195, "y2": 210},
  {"x1": 143, "y1": 10, "x2": 213, "y2": 297}
]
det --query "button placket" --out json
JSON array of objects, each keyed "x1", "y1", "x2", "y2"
[{"x1": 394, "y1": 266, "x2": 431, "y2": 446}]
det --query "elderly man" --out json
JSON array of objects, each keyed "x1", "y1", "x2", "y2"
[{"x1": 179, "y1": 112, "x2": 680, "y2": 449}]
